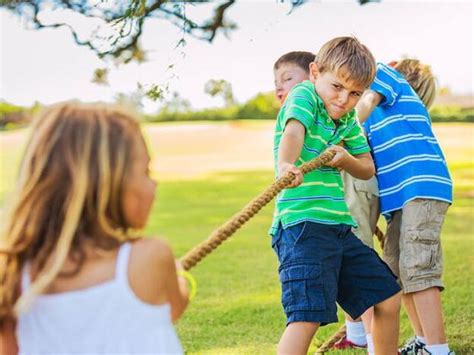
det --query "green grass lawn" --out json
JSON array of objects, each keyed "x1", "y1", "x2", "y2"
[
  {"x1": 1, "y1": 123, "x2": 473, "y2": 354},
  {"x1": 150, "y1": 170, "x2": 473, "y2": 354}
]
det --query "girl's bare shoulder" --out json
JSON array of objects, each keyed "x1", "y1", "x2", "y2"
[
  {"x1": 131, "y1": 238, "x2": 174, "y2": 266},
  {"x1": 128, "y1": 238, "x2": 176, "y2": 304}
]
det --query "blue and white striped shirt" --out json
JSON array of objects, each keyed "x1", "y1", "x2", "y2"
[{"x1": 364, "y1": 63, "x2": 452, "y2": 219}]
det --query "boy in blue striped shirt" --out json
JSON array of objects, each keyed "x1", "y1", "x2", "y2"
[{"x1": 356, "y1": 59, "x2": 453, "y2": 355}]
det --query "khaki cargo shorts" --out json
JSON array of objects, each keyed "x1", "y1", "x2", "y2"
[
  {"x1": 342, "y1": 172, "x2": 379, "y2": 248},
  {"x1": 383, "y1": 199, "x2": 449, "y2": 294}
]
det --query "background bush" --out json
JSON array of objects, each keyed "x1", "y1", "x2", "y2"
[
  {"x1": 1, "y1": 95, "x2": 473, "y2": 130},
  {"x1": 430, "y1": 105, "x2": 474, "y2": 123}
]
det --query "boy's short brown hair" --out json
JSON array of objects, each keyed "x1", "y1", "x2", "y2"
[
  {"x1": 273, "y1": 51, "x2": 316, "y2": 73},
  {"x1": 393, "y1": 59, "x2": 437, "y2": 109},
  {"x1": 315, "y1": 36, "x2": 376, "y2": 88}
]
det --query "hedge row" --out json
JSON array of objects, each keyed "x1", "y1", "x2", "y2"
[{"x1": 1, "y1": 100, "x2": 473, "y2": 130}]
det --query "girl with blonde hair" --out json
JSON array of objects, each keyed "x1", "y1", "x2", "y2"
[
  {"x1": 0, "y1": 102, "x2": 189, "y2": 354},
  {"x1": 391, "y1": 58, "x2": 437, "y2": 109}
]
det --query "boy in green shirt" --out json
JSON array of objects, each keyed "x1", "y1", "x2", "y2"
[
  {"x1": 274, "y1": 50, "x2": 376, "y2": 353},
  {"x1": 270, "y1": 36, "x2": 401, "y2": 355}
]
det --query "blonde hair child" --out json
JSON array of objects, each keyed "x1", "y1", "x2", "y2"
[
  {"x1": 0, "y1": 102, "x2": 189, "y2": 354},
  {"x1": 391, "y1": 59, "x2": 437, "y2": 109}
]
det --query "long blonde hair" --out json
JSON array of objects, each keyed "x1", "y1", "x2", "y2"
[
  {"x1": 0, "y1": 102, "x2": 143, "y2": 322},
  {"x1": 393, "y1": 59, "x2": 437, "y2": 109}
]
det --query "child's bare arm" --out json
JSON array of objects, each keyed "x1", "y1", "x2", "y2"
[
  {"x1": 0, "y1": 318, "x2": 18, "y2": 355},
  {"x1": 162, "y1": 251, "x2": 189, "y2": 322},
  {"x1": 355, "y1": 90, "x2": 383, "y2": 123},
  {"x1": 325, "y1": 145, "x2": 375, "y2": 180},
  {"x1": 277, "y1": 119, "x2": 305, "y2": 187},
  {"x1": 132, "y1": 239, "x2": 190, "y2": 322}
]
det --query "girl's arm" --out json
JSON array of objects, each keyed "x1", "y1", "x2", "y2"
[
  {"x1": 167, "y1": 258, "x2": 189, "y2": 322},
  {"x1": 131, "y1": 239, "x2": 189, "y2": 322},
  {"x1": 0, "y1": 319, "x2": 18, "y2": 355},
  {"x1": 159, "y1": 246, "x2": 189, "y2": 322}
]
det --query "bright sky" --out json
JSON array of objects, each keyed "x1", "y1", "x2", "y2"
[{"x1": 0, "y1": 0, "x2": 473, "y2": 112}]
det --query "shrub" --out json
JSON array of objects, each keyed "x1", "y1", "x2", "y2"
[
  {"x1": 429, "y1": 105, "x2": 474, "y2": 123},
  {"x1": 236, "y1": 92, "x2": 279, "y2": 120},
  {"x1": 0, "y1": 101, "x2": 31, "y2": 129},
  {"x1": 146, "y1": 92, "x2": 280, "y2": 122}
]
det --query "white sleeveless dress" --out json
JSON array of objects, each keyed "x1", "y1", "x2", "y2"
[{"x1": 17, "y1": 243, "x2": 184, "y2": 354}]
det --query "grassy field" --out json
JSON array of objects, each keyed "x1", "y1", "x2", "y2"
[
  {"x1": 148, "y1": 160, "x2": 474, "y2": 353},
  {"x1": 0, "y1": 122, "x2": 473, "y2": 354}
]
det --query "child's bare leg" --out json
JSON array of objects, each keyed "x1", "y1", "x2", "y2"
[
  {"x1": 372, "y1": 292, "x2": 401, "y2": 354},
  {"x1": 361, "y1": 307, "x2": 374, "y2": 334},
  {"x1": 361, "y1": 307, "x2": 375, "y2": 354},
  {"x1": 402, "y1": 293, "x2": 424, "y2": 336},
  {"x1": 411, "y1": 287, "x2": 446, "y2": 344},
  {"x1": 278, "y1": 321, "x2": 319, "y2": 355}
]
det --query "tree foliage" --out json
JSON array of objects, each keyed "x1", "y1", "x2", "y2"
[
  {"x1": 1, "y1": 0, "x2": 379, "y2": 64},
  {"x1": 0, "y1": 0, "x2": 237, "y2": 63},
  {"x1": 148, "y1": 90, "x2": 280, "y2": 122},
  {"x1": 204, "y1": 79, "x2": 235, "y2": 106},
  {"x1": 159, "y1": 91, "x2": 191, "y2": 113}
]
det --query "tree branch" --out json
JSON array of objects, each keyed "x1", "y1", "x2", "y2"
[
  {"x1": 0, "y1": 0, "x2": 378, "y2": 63},
  {"x1": 1, "y1": 0, "x2": 237, "y2": 62}
]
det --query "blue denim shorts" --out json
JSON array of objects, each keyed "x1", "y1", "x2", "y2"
[{"x1": 271, "y1": 221, "x2": 401, "y2": 325}]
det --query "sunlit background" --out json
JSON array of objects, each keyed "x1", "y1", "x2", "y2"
[
  {"x1": 1, "y1": 2, "x2": 473, "y2": 353},
  {"x1": 1, "y1": 0, "x2": 472, "y2": 113}
]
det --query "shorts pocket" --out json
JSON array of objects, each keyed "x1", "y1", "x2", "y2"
[
  {"x1": 402, "y1": 200, "x2": 447, "y2": 281},
  {"x1": 403, "y1": 229, "x2": 442, "y2": 280},
  {"x1": 279, "y1": 263, "x2": 326, "y2": 312}
]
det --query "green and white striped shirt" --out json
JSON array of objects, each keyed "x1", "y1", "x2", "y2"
[{"x1": 270, "y1": 80, "x2": 370, "y2": 235}]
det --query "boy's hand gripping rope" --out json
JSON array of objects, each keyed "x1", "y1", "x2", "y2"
[{"x1": 179, "y1": 149, "x2": 336, "y2": 271}]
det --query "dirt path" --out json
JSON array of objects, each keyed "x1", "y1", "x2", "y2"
[
  {"x1": 1, "y1": 122, "x2": 472, "y2": 180},
  {"x1": 145, "y1": 122, "x2": 274, "y2": 179},
  {"x1": 146, "y1": 122, "x2": 474, "y2": 178}
]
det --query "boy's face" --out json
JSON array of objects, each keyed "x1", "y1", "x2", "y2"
[
  {"x1": 274, "y1": 63, "x2": 310, "y2": 105},
  {"x1": 309, "y1": 63, "x2": 366, "y2": 120}
]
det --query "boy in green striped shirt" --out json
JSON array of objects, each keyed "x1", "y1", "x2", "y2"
[{"x1": 270, "y1": 37, "x2": 401, "y2": 355}]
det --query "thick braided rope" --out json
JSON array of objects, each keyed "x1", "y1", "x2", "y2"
[
  {"x1": 180, "y1": 150, "x2": 336, "y2": 270},
  {"x1": 315, "y1": 324, "x2": 347, "y2": 353}
]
